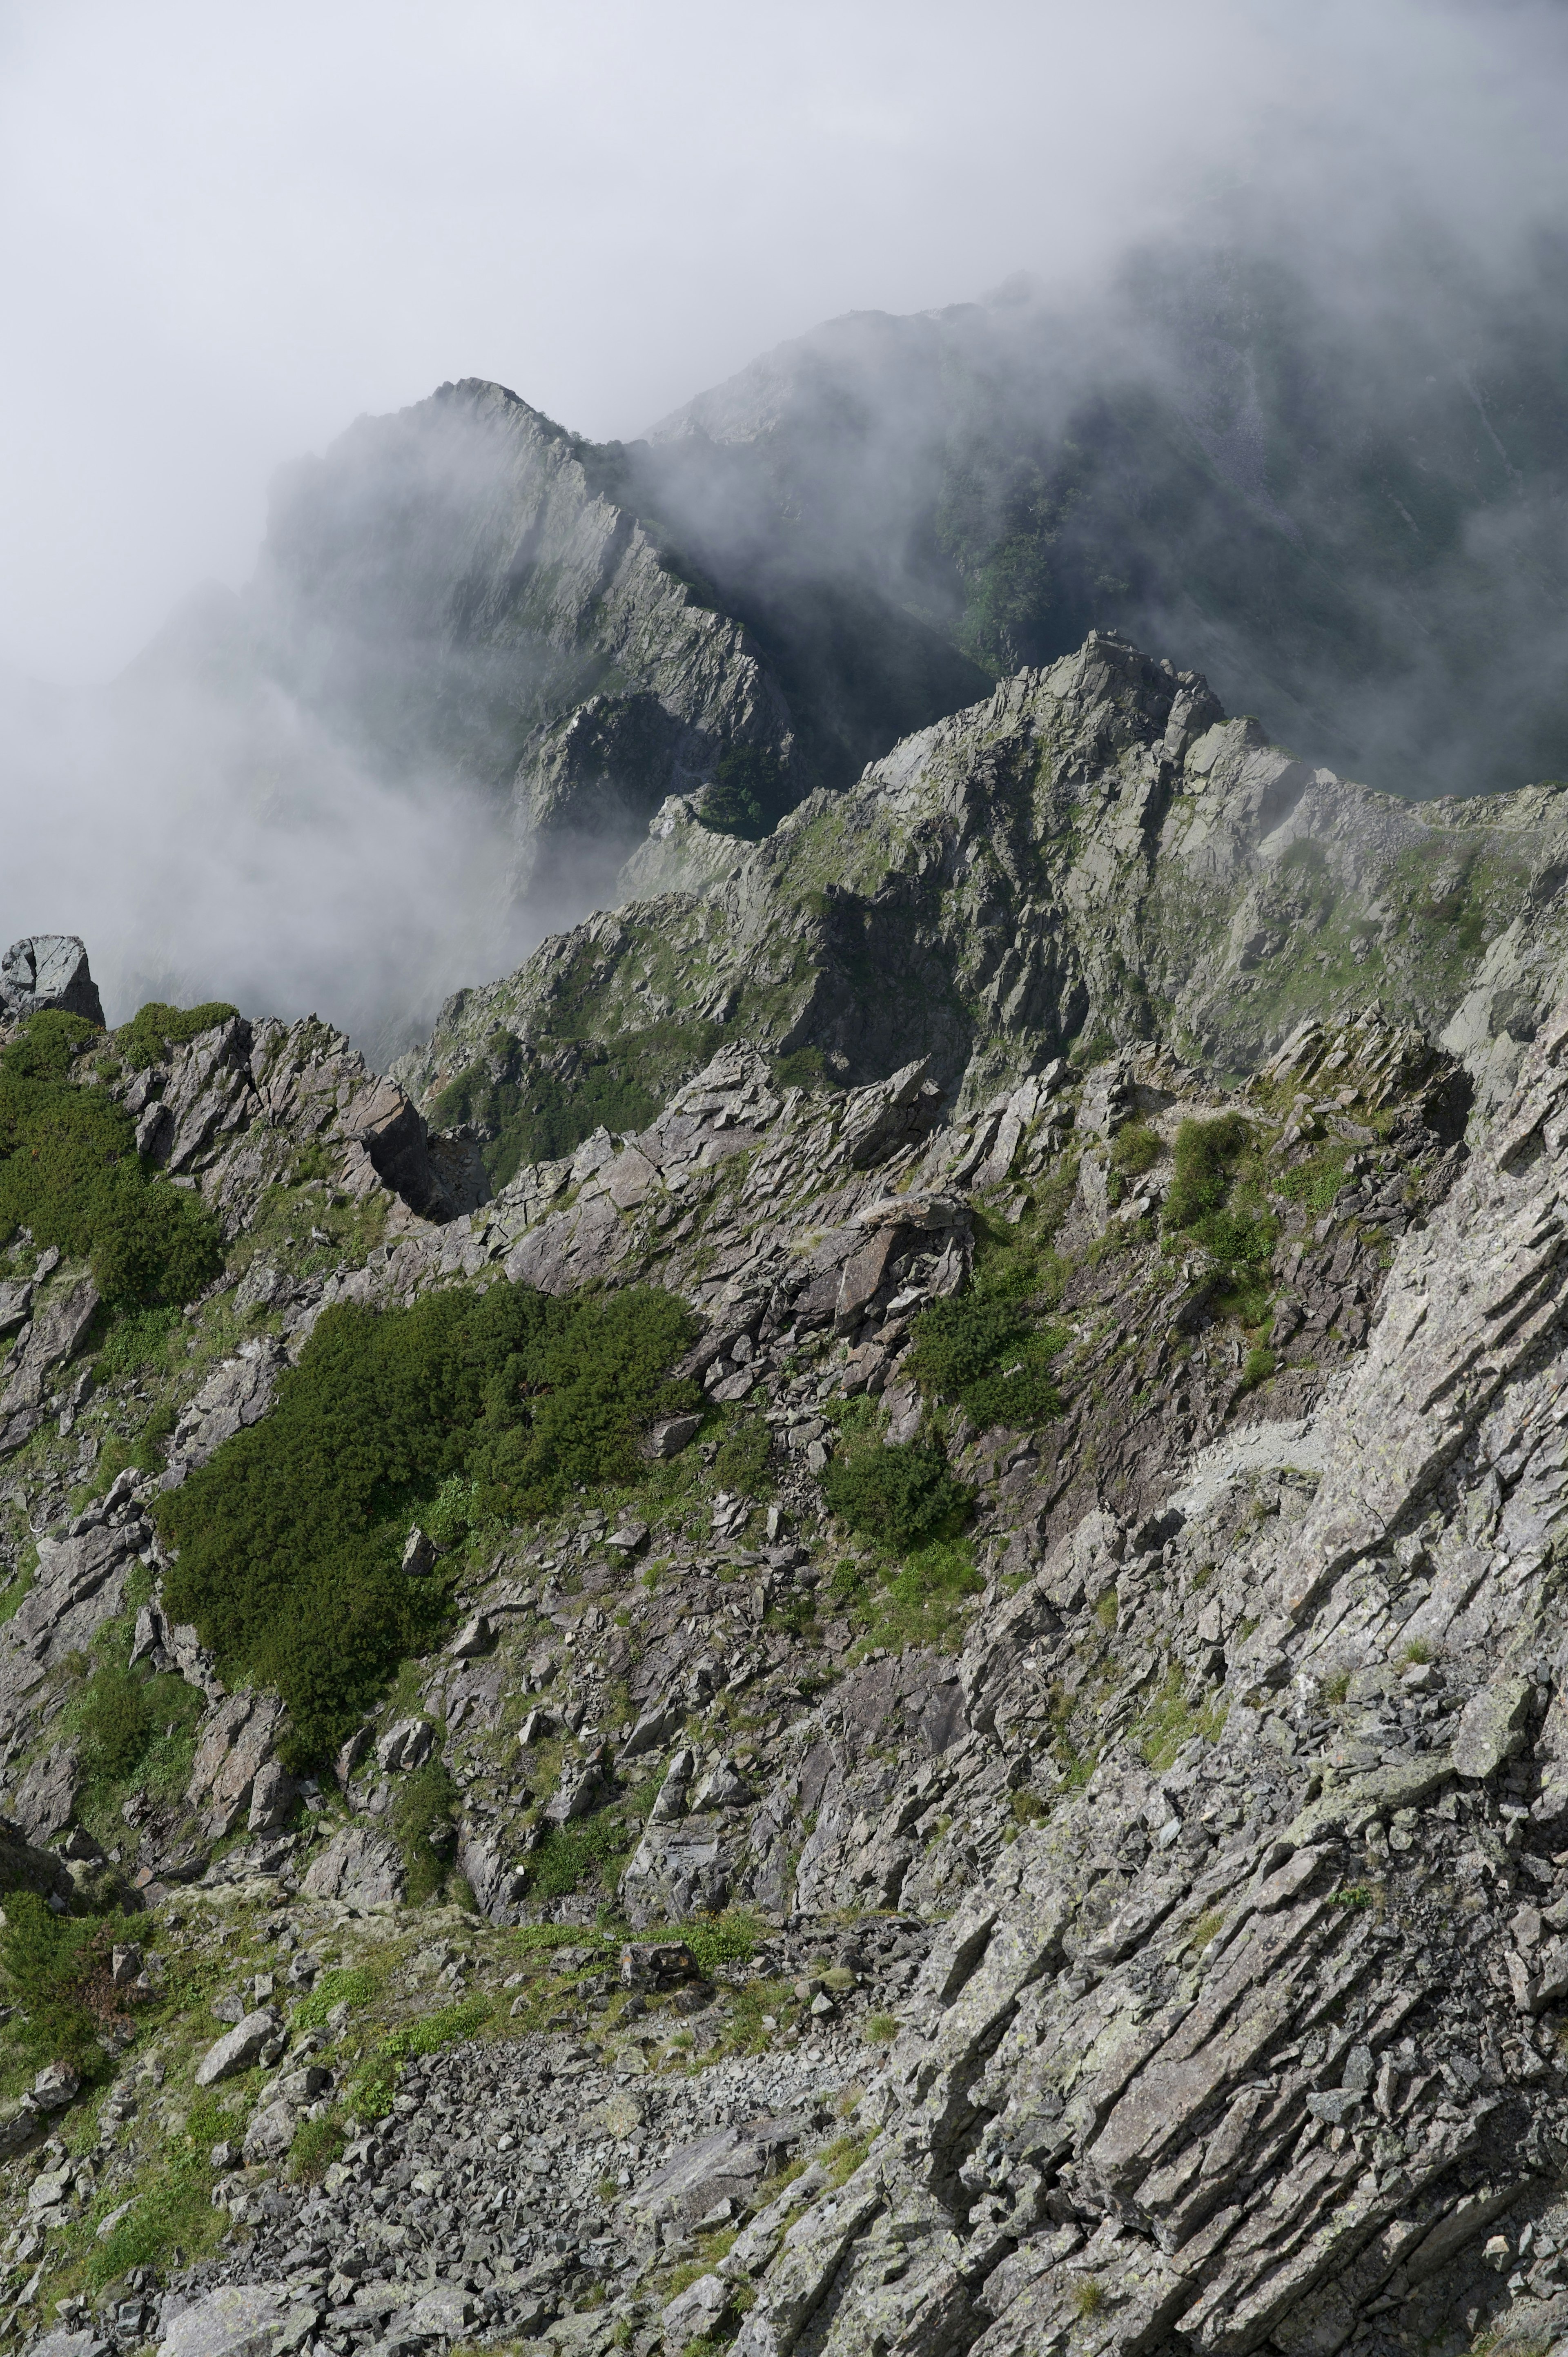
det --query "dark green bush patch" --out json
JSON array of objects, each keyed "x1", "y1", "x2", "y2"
[
  {"x1": 1163, "y1": 1113, "x2": 1278, "y2": 1273},
  {"x1": 94, "y1": 1303, "x2": 181, "y2": 1384},
  {"x1": 157, "y1": 1281, "x2": 698, "y2": 1764},
  {"x1": 115, "y1": 1000, "x2": 239, "y2": 1073},
  {"x1": 430, "y1": 1019, "x2": 725, "y2": 1191},
  {"x1": 1110, "y1": 1122, "x2": 1161, "y2": 1177},
  {"x1": 390, "y1": 1753, "x2": 461, "y2": 1904},
  {"x1": 527, "y1": 1808, "x2": 630, "y2": 1902},
  {"x1": 822, "y1": 1438, "x2": 972, "y2": 1553},
  {"x1": 773, "y1": 1046, "x2": 829, "y2": 1091},
  {"x1": 0, "y1": 1893, "x2": 136, "y2": 2072},
  {"x1": 78, "y1": 1665, "x2": 155, "y2": 1782},
  {"x1": 1163, "y1": 1112, "x2": 1252, "y2": 1229},
  {"x1": 0, "y1": 1011, "x2": 223, "y2": 1309},
  {"x1": 907, "y1": 1290, "x2": 1067, "y2": 1430},
  {"x1": 700, "y1": 744, "x2": 789, "y2": 840},
  {"x1": 710, "y1": 1412, "x2": 773, "y2": 1497}
]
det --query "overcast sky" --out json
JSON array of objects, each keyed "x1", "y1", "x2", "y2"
[{"x1": 2, "y1": 0, "x2": 1566, "y2": 685}]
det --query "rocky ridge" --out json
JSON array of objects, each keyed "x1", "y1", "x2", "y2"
[{"x1": 397, "y1": 632, "x2": 1568, "y2": 1192}]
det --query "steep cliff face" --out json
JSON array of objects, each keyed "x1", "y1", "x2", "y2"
[
  {"x1": 398, "y1": 630, "x2": 1568, "y2": 1187},
  {"x1": 139, "y1": 379, "x2": 797, "y2": 912}
]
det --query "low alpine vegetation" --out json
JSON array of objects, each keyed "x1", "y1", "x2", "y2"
[
  {"x1": 157, "y1": 1280, "x2": 700, "y2": 1763},
  {"x1": 0, "y1": 1010, "x2": 223, "y2": 1309}
]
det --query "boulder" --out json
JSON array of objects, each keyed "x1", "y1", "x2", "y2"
[
  {"x1": 1453, "y1": 1672, "x2": 1535, "y2": 1779},
  {"x1": 662, "y1": 2273, "x2": 733, "y2": 2345},
  {"x1": 31, "y1": 2061, "x2": 80, "y2": 2110},
  {"x1": 0, "y1": 2095, "x2": 40, "y2": 2156},
  {"x1": 246, "y1": 1760, "x2": 295, "y2": 1833},
  {"x1": 157, "y1": 2284, "x2": 317, "y2": 2357},
  {"x1": 376, "y1": 1717, "x2": 434, "y2": 1773},
  {"x1": 0, "y1": 1816, "x2": 75, "y2": 1906},
  {"x1": 11, "y1": 1744, "x2": 78, "y2": 1845},
  {"x1": 171, "y1": 1344, "x2": 284, "y2": 1467},
  {"x1": 194, "y1": 2010, "x2": 279, "y2": 2087},
  {"x1": 401, "y1": 1528, "x2": 437, "y2": 1577},
  {"x1": 0, "y1": 1276, "x2": 101, "y2": 1452},
  {"x1": 241, "y1": 2100, "x2": 296, "y2": 2164},
  {"x1": 0, "y1": 936, "x2": 104, "y2": 1026},
  {"x1": 301, "y1": 1824, "x2": 405, "y2": 1908},
  {"x1": 446, "y1": 1613, "x2": 490, "y2": 1660},
  {"x1": 644, "y1": 1413, "x2": 702, "y2": 1461},
  {"x1": 624, "y1": 2118, "x2": 800, "y2": 2228}
]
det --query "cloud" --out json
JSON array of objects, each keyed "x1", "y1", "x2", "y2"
[
  {"x1": 0, "y1": 633, "x2": 525, "y2": 1059},
  {"x1": 4, "y1": 0, "x2": 1564, "y2": 683}
]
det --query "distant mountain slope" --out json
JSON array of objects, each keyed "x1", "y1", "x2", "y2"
[
  {"x1": 638, "y1": 234, "x2": 1568, "y2": 799},
  {"x1": 128, "y1": 379, "x2": 797, "y2": 913}
]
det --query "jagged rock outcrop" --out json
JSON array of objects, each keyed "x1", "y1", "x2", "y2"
[
  {"x1": 16, "y1": 862, "x2": 1568, "y2": 2357},
  {"x1": 398, "y1": 633, "x2": 1568, "y2": 1183},
  {"x1": 710, "y1": 1003, "x2": 1568, "y2": 2357},
  {"x1": 105, "y1": 1009, "x2": 472, "y2": 1234},
  {"x1": 0, "y1": 938, "x2": 104, "y2": 1028}
]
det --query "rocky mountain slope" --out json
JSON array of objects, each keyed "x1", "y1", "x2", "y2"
[
  {"x1": 0, "y1": 830, "x2": 1565, "y2": 2357},
  {"x1": 396, "y1": 629, "x2": 1568, "y2": 1195}
]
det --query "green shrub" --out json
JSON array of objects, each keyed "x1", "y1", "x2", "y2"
[
  {"x1": 390, "y1": 1755, "x2": 460, "y2": 1904},
  {"x1": 907, "y1": 1290, "x2": 1066, "y2": 1429},
  {"x1": 292, "y1": 1964, "x2": 383, "y2": 2030},
  {"x1": 821, "y1": 1439, "x2": 972, "y2": 1552},
  {"x1": 430, "y1": 1019, "x2": 724, "y2": 1190},
  {"x1": 78, "y1": 1666, "x2": 155, "y2": 1782},
  {"x1": 510, "y1": 1923, "x2": 616, "y2": 1958},
  {"x1": 1163, "y1": 1113, "x2": 1277, "y2": 1272},
  {"x1": 679, "y1": 1911, "x2": 762, "y2": 1975},
  {"x1": 115, "y1": 1000, "x2": 239, "y2": 1071},
  {"x1": 0, "y1": 1893, "x2": 112, "y2": 2068},
  {"x1": 0, "y1": 1013, "x2": 223, "y2": 1308},
  {"x1": 773, "y1": 1046, "x2": 828, "y2": 1090},
  {"x1": 527, "y1": 1808, "x2": 629, "y2": 1902},
  {"x1": 94, "y1": 1304, "x2": 180, "y2": 1383},
  {"x1": 710, "y1": 1412, "x2": 773, "y2": 1496},
  {"x1": 1164, "y1": 1113, "x2": 1253, "y2": 1229},
  {"x1": 871, "y1": 1538, "x2": 983, "y2": 1646},
  {"x1": 701, "y1": 745, "x2": 788, "y2": 840},
  {"x1": 288, "y1": 2112, "x2": 347, "y2": 2183},
  {"x1": 1278, "y1": 1143, "x2": 1351, "y2": 1214},
  {"x1": 157, "y1": 1281, "x2": 699, "y2": 1763},
  {"x1": 1110, "y1": 1122, "x2": 1161, "y2": 1177}
]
